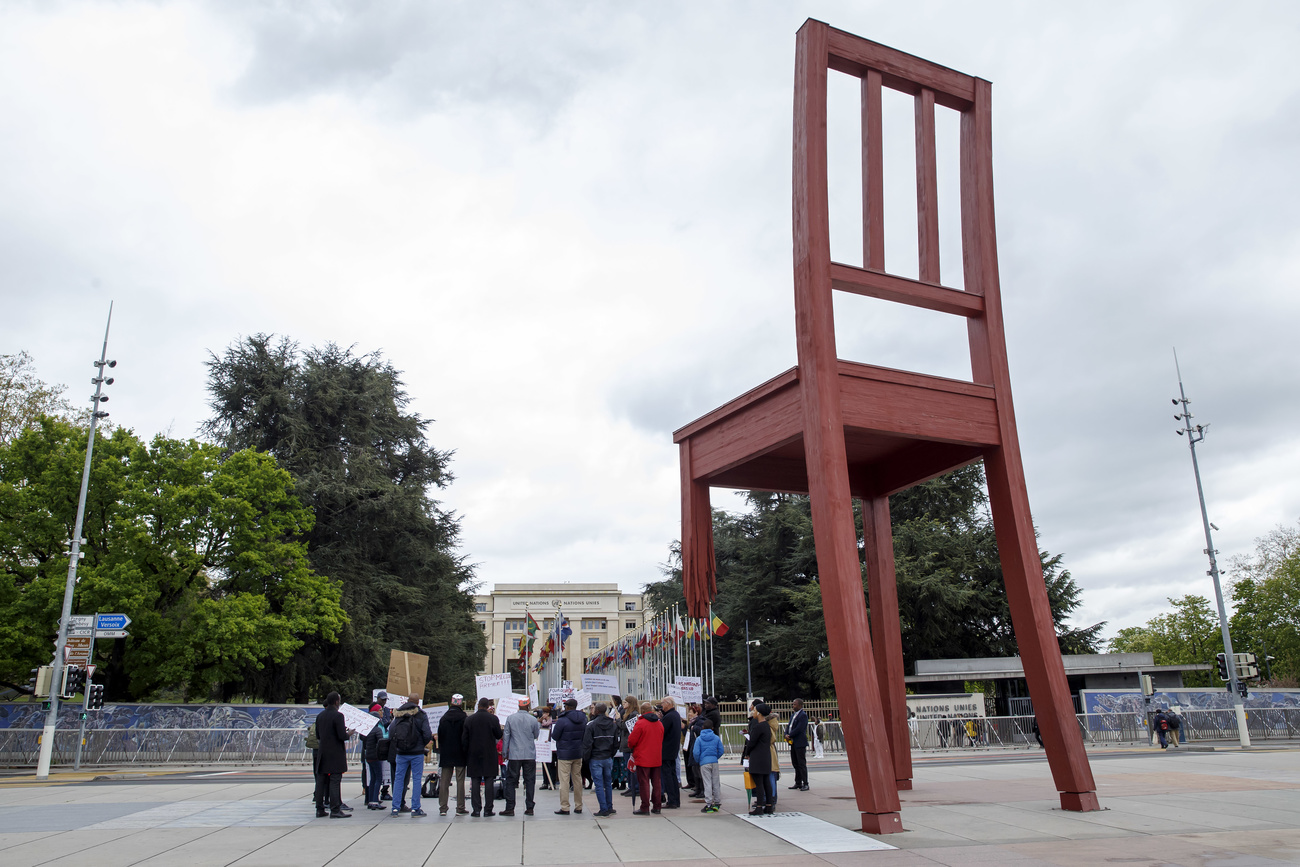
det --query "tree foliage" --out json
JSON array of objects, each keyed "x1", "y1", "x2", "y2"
[
  {"x1": 0, "y1": 351, "x2": 78, "y2": 446},
  {"x1": 203, "y1": 335, "x2": 484, "y2": 704},
  {"x1": 1108, "y1": 595, "x2": 1220, "y2": 687},
  {"x1": 647, "y1": 464, "x2": 1102, "y2": 701},
  {"x1": 0, "y1": 417, "x2": 346, "y2": 699},
  {"x1": 1229, "y1": 521, "x2": 1300, "y2": 684}
]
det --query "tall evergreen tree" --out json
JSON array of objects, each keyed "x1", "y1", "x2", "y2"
[
  {"x1": 647, "y1": 464, "x2": 1102, "y2": 701},
  {"x1": 204, "y1": 335, "x2": 484, "y2": 703}
]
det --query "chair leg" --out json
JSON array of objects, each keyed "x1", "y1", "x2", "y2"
[
  {"x1": 984, "y1": 447, "x2": 1099, "y2": 811},
  {"x1": 862, "y1": 494, "x2": 912, "y2": 790}
]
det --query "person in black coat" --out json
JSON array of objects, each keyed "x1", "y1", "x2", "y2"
[
  {"x1": 437, "y1": 695, "x2": 469, "y2": 816},
  {"x1": 787, "y1": 698, "x2": 809, "y2": 791},
  {"x1": 462, "y1": 697, "x2": 504, "y2": 817},
  {"x1": 314, "y1": 692, "x2": 352, "y2": 818},
  {"x1": 742, "y1": 702, "x2": 773, "y2": 815},
  {"x1": 658, "y1": 697, "x2": 683, "y2": 808}
]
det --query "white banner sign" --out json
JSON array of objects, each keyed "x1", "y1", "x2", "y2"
[
  {"x1": 535, "y1": 728, "x2": 553, "y2": 762},
  {"x1": 339, "y1": 703, "x2": 379, "y2": 736},
  {"x1": 675, "y1": 677, "x2": 702, "y2": 704},
  {"x1": 476, "y1": 672, "x2": 513, "y2": 701},
  {"x1": 573, "y1": 690, "x2": 593, "y2": 711},
  {"x1": 424, "y1": 703, "x2": 449, "y2": 730},
  {"x1": 496, "y1": 694, "x2": 520, "y2": 725},
  {"x1": 373, "y1": 688, "x2": 406, "y2": 709},
  {"x1": 667, "y1": 683, "x2": 684, "y2": 703},
  {"x1": 548, "y1": 687, "x2": 574, "y2": 706},
  {"x1": 582, "y1": 674, "x2": 619, "y2": 695}
]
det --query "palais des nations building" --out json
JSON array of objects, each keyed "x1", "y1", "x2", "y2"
[{"x1": 472, "y1": 583, "x2": 647, "y2": 696}]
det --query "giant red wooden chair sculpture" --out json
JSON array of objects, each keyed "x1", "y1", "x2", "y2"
[{"x1": 674, "y1": 20, "x2": 1100, "y2": 833}]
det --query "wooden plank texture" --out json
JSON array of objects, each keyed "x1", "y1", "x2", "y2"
[
  {"x1": 915, "y1": 87, "x2": 941, "y2": 284},
  {"x1": 862, "y1": 70, "x2": 885, "y2": 271},
  {"x1": 830, "y1": 262, "x2": 982, "y2": 316}
]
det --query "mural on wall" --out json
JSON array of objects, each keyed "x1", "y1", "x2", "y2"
[{"x1": 0, "y1": 703, "x2": 319, "y2": 731}]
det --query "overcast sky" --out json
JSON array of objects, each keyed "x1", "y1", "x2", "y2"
[{"x1": 3, "y1": 1, "x2": 1299, "y2": 641}]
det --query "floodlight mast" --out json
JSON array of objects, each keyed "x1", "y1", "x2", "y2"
[
  {"x1": 35, "y1": 304, "x2": 115, "y2": 780},
  {"x1": 1172, "y1": 349, "x2": 1249, "y2": 748}
]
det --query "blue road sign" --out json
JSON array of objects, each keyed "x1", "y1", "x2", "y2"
[{"x1": 96, "y1": 613, "x2": 131, "y2": 631}]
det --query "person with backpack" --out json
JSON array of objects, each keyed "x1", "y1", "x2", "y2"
[
  {"x1": 1153, "y1": 707, "x2": 1172, "y2": 749},
  {"x1": 437, "y1": 694, "x2": 469, "y2": 816},
  {"x1": 389, "y1": 695, "x2": 433, "y2": 817},
  {"x1": 1169, "y1": 707, "x2": 1183, "y2": 746},
  {"x1": 691, "y1": 718, "x2": 725, "y2": 813},
  {"x1": 362, "y1": 709, "x2": 390, "y2": 810}
]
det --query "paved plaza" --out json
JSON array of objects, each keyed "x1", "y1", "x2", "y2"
[{"x1": 3, "y1": 747, "x2": 1300, "y2": 866}]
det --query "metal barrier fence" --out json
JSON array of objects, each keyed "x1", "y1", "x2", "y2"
[
  {"x1": 0, "y1": 728, "x2": 314, "y2": 768},
  {"x1": 6, "y1": 708, "x2": 1300, "y2": 767}
]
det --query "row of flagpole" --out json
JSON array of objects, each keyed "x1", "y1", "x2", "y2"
[{"x1": 584, "y1": 603, "x2": 728, "y2": 702}]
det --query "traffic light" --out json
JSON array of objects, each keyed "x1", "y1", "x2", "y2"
[
  {"x1": 27, "y1": 666, "x2": 53, "y2": 698},
  {"x1": 84, "y1": 683, "x2": 105, "y2": 711},
  {"x1": 1215, "y1": 653, "x2": 1229, "y2": 681},
  {"x1": 1234, "y1": 652, "x2": 1260, "y2": 680},
  {"x1": 60, "y1": 664, "x2": 86, "y2": 699},
  {"x1": 1139, "y1": 674, "x2": 1155, "y2": 696}
]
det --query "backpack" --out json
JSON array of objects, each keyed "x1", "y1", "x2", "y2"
[
  {"x1": 1159, "y1": 718, "x2": 1169, "y2": 732},
  {"x1": 375, "y1": 722, "x2": 391, "y2": 761},
  {"x1": 391, "y1": 714, "x2": 423, "y2": 754}
]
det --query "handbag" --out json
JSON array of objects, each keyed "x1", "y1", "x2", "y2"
[{"x1": 304, "y1": 721, "x2": 320, "y2": 750}]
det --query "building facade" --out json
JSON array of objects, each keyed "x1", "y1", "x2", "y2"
[{"x1": 471, "y1": 583, "x2": 646, "y2": 697}]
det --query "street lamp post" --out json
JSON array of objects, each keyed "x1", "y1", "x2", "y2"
[
  {"x1": 744, "y1": 620, "x2": 761, "y2": 701},
  {"x1": 1172, "y1": 353, "x2": 1250, "y2": 748}
]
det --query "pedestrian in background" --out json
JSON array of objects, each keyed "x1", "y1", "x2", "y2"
[
  {"x1": 787, "y1": 698, "x2": 809, "y2": 792},
  {"x1": 362, "y1": 709, "x2": 388, "y2": 810},
  {"x1": 620, "y1": 696, "x2": 640, "y2": 802},
  {"x1": 659, "y1": 696, "x2": 683, "y2": 808},
  {"x1": 314, "y1": 691, "x2": 352, "y2": 819}
]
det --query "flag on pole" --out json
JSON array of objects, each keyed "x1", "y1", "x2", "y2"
[
  {"x1": 710, "y1": 614, "x2": 729, "y2": 637},
  {"x1": 525, "y1": 611, "x2": 541, "y2": 652}
]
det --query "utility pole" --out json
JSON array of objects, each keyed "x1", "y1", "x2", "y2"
[
  {"x1": 36, "y1": 305, "x2": 116, "y2": 780},
  {"x1": 1172, "y1": 351, "x2": 1250, "y2": 748}
]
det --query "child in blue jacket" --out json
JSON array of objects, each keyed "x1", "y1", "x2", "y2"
[{"x1": 691, "y1": 719, "x2": 726, "y2": 812}]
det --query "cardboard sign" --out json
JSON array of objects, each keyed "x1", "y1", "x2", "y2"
[
  {"x1": 476, "y1": 672, "x2": 513, "y2": 701},
  {"x1": 582, "y1": 674, "x2": 619, "y2": 696},
  {"x1": 675, "y1": 677, "x2": 703, "y2": 704},
  {"x1": 424, "y1": 703, "x2": 449, "y2": 730},
  {"x1": 573, "y1": 690, "x2": 593, "y2": 711},
  {"x1": 386, "y1": 650, "x2": 429, "y2": 700},
  {"x1": 339, "y1": 702, "x2": 379, "y2": 736}
]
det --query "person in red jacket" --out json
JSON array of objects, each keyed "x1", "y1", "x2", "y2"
[{"x1": 627, "y1": 701, "x2": 664, "y2": 815}]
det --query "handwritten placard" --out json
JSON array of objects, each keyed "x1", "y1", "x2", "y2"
[
  {"x1": 582, "y1": 674, "x2": 619, "y2": 695},
  {"x1": 496, "y1": 694, "x2": 520, "y2": 726},
  {"x1": 573, "y1": 690, "x2": 593, "y2": 711},
  {"x1": 548, "y1": 687, "x2": 574, "y2": 706},
  {"x1": 476, "y1": 672, "x2": 513, "y2": 701},
  {"x1": 339, "y1": 703, "x2": 379, "y2": 736},
  {"x1": 535, "y1": 728, "x2": 553, "y2": 762},
  {"x1": 528, "y1": 682, "x2": 539, "y2": 708},
  {"x1": 424, "y1": 703, "x2": 449, "y2": 730},
  {"x1": 675, "y1": 677, "x2": 702, "y2": 703},
  {"x1": 667, "y1": 683, "x2": 684, "y2": 704}
]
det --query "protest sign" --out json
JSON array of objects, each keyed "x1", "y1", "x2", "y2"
[
  {"x1": 423, "y1": 703, "x2": 449, "y2": 730},
  {"x1": 528, "y1": 682, "x2": 539, "y2": 708},
  {"x1": 667, "y1": 683, "x2": 684, "y2": 703},
  {"x1": 476, "y1": 672, "x2": 513, "y2": 701},
  {"x1": 548, "y1": 687, "x2": 573, "y2": 706},
  {"x1": 675, "y1": 676, "x2": 703, "y2": 703},
  {"x1": 339, "y1": 703, "x2": 379, "y2": 736},
  {"x1": 372, "y1": 688, "x2": 407, "y2": 709},
  {"x1": 562, "y1": 681, "x2": 574, "y2": 690},
  {"x1": 386, "y1": 649, "x2": 429, "y2": 699},
  {"x1": 573, "y1": 690, "x2": 593, "y2": 711},
  {"x1": 535, "y1": 728, "x2": 553, "y2": 762},
  {"x1": 582, "y1": 674, "x2": 619, "y2": 695},
  {"x1": 495, "y1": 694, "x2": 520, "y2": 726}
]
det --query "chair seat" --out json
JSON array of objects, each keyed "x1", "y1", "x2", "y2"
[{"x1": 674, "y1": 360, "x2": 997, "y2": 496}]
